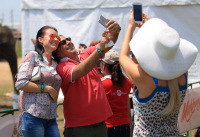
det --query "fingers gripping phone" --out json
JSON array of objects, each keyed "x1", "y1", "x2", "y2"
[
  {"x1": 133, "y1": 3, "x2": 142, "y2": 23},
  {"x1": 98, "y1": 15, "x2": 109, "y2": 28},
  {"x1": 98, "y1": 15, "x2": 114, "y2": 47}
]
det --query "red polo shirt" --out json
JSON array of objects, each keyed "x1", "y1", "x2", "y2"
[
  {"x1": 57, "y1": 46, "x2": 112, "y2": 128},
  {"x1": 101, "y1": 75, "x2": 132, "y2": 127}
]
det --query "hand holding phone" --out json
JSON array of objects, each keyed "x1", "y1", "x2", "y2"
[
  {"x1": 132, "y1": 3, "x2": 142, "y2": 23},
  {"x1": 98, "y1": 15, "x2": 115, "y2": 47},
  {"x1": 98, "y1": 15, "x2": 109, "y2": 28}
]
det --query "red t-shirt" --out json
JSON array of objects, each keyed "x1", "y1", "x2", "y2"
[
  {"x1": 57, "y1": 46, "x2": 112, "y2": 128},
  {"x1": 101, "y1": 75, "x2": 132, "y2": 127}
]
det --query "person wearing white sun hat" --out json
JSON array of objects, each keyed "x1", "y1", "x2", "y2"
[{"x1": 119, "y1": 10, "x2": 198, "y2": 137}]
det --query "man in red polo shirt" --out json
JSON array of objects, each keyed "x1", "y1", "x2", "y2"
[{"x1": 52, "y1": 19, "x2": 121, "y2": 137}]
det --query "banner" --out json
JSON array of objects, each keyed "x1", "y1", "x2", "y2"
[
  {"x1": 178, "y1": 87, "x2": 200, "y2": 133},
  {"x1": 0, "y1": 114, "x2": 19, "y2": 137}
]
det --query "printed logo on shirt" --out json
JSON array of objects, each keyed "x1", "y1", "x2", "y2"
[{"x1": 111, "y1": 90, "x2": 127, "y2": 96}]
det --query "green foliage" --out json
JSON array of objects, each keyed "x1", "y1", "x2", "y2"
[{"x1": 15, "y1": 40, "x2": 22, "y2": 58}]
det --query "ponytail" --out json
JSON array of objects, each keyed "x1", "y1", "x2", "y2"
[{"x1": 105, "y1": 62, "x2": 125, "y2": 87}]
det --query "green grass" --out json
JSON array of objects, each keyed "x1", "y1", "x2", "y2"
[{"x1": 15, "y1": 40, "x2": 22, "y2": 58}]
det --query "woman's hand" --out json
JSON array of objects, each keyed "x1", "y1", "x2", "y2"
[
  {"x1": 129, "y1": 10, "x2": 150, "y2": 30},
  {"x1": 137, "y1": 13, "x2": 150, "y2": 27},
  {"x1": 128, "y1": 10, "x2": 135, "y2": 28},
  {"x1": 142, "y1": 13, "x2": 150, "y2": 24},
  {"x1": 45, "y1": 85, "x2": 58, "y2": 103}
]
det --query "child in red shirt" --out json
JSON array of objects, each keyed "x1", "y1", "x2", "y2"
[{"x1": 100, "y1": 50, "x2": 132, "y2": 137}]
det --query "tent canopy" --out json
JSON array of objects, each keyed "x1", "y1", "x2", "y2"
[
  {"x1": 21, "y1": 0, "x2": 200, "y2": 83},
  {"x1": 21, "y1": 0, "x2": 200, "y2": 9}
]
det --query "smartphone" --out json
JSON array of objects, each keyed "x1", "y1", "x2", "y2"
[
  {"x1": 132, "y1": 3, "x2": 142, "y2": 23},
  {"x1": 98, "y1": 15, "x2": 109, "y2": 28}
]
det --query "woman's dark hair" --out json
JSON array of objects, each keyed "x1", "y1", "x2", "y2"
[
  {"x1": 105, "y1": 62, "x2": 125, "y2": 87},
  {"x1": 35, "y1": 26, "x2": 58, "y2": 61},
  {"x1": 52, "y1": 49, "x2": 60, "y2": 63}
]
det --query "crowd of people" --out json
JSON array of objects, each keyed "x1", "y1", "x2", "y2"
[{"x1": 15, "y1": 9, "x2": 198, "y2": 137}]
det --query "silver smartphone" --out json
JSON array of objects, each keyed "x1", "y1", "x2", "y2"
[
  {"x1": 133, "y1": 3, "x2": 142, "y2": 23},
  {"x1": 98, "y1": 15, "x2": 109, "y2": 28}
]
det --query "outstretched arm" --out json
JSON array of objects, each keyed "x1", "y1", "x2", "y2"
[
  {"x1": 119, "y1": 11, "x2": 149, "y2": 83},
  {"x1": 72, "y1": 20, "x2": 121, "y2": 80},
  {"x1": 72, "y1": 31, "x2": 109, "y2": 80},
  {"x1": 119, "y1": 10, "x2": 138, "y2": 83}
]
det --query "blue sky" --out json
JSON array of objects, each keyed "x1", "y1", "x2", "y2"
[{"x1": 0, "y1": 0, "x2": 21, "y2": 23}]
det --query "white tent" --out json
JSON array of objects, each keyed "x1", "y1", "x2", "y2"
[{"x1": 21, "y1": 0, "x2": 200, "y2": 84}]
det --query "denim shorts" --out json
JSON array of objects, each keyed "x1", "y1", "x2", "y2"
[
  {"x1": 107, "y1": 124, "x2": 130, "y2": 137},
  {"x1": 22, "y1": 112, "x2": 60, "y2": 137}
]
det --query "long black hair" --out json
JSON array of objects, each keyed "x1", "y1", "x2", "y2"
[
  {"x1": 52, "y1": 48, "x2": 60, "y2": 63},
  {"x1": 35, "y1": 26, "x2": 58, "y2": 61},
  {"x1": 105, "y1": 62, "x2": 125, "y2": 87}
]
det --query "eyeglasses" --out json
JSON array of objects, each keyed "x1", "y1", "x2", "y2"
[
  {"x1": 59, "y1": 37, "x2": 71, "y2": 46},
  {"x1": 50, "y1": 34, "x2": 61, "y2": 42}
]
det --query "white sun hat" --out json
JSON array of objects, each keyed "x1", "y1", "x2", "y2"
[{"x1": 130, "y1": 18, "x2": 198, "y2": 80}]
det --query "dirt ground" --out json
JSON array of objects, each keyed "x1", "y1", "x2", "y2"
[
  {"x1": 0, "y1": 58, "x2": 22, "y2": 108},
  {"x1": 0, "y1": 58, "x2": 22, "y2": 87}
]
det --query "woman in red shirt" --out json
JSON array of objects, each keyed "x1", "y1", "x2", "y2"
[{"x1": 100, "y1": 50, "x2": 132, "y2": 137}]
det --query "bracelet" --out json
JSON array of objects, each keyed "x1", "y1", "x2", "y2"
[
  {"x1": 40, "y1": 82, "x2": 44, "y2": 93},
  {"x1": 96, "y1": 47, "x2": 104, "y2": 54}
]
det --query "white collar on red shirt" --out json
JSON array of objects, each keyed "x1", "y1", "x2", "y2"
[
  {"x1": 101, "y1": 75, "x2": 111, "y2": 81},
  {"x1": 104, "y1": 75, "x2": 111, "y2": 79},
  {"x1": 60, "y1": 57, "x2": 69, "y2": 62},
  {"x1": 60, "y1": 54, "x2": 81, "y2": 63}
]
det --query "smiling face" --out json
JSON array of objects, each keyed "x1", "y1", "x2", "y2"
[
  {"x1": 38, "y1": 28, "x2": 60, "y2": 53},
  {"x1": 56, "y1": 36, "x2": 77, "y2": 59},
  {"x1": 60, "y1": 36, "x2": 75, "y2": 51}
]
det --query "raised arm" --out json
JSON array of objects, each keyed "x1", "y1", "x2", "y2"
[
  {"x1": 119, "y1": 10, "x2": 139, "y2": 83},
  {"x1": 119, "y1": 11, "x2": 149, "y2": 83},
  {"x1": 72, "y1": 21, "x2": 121, "y2": 80},
  {"x1": 72, "y1": 31, "x2": 110, "y2": 80}
]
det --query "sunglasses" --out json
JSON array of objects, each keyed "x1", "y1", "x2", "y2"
[
  {"x1": 50, "y1": 34, "x2": 61, "y2": 42},
  {"x1": 59, "y1": 37, "x2": 71, "y2": 46}
]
